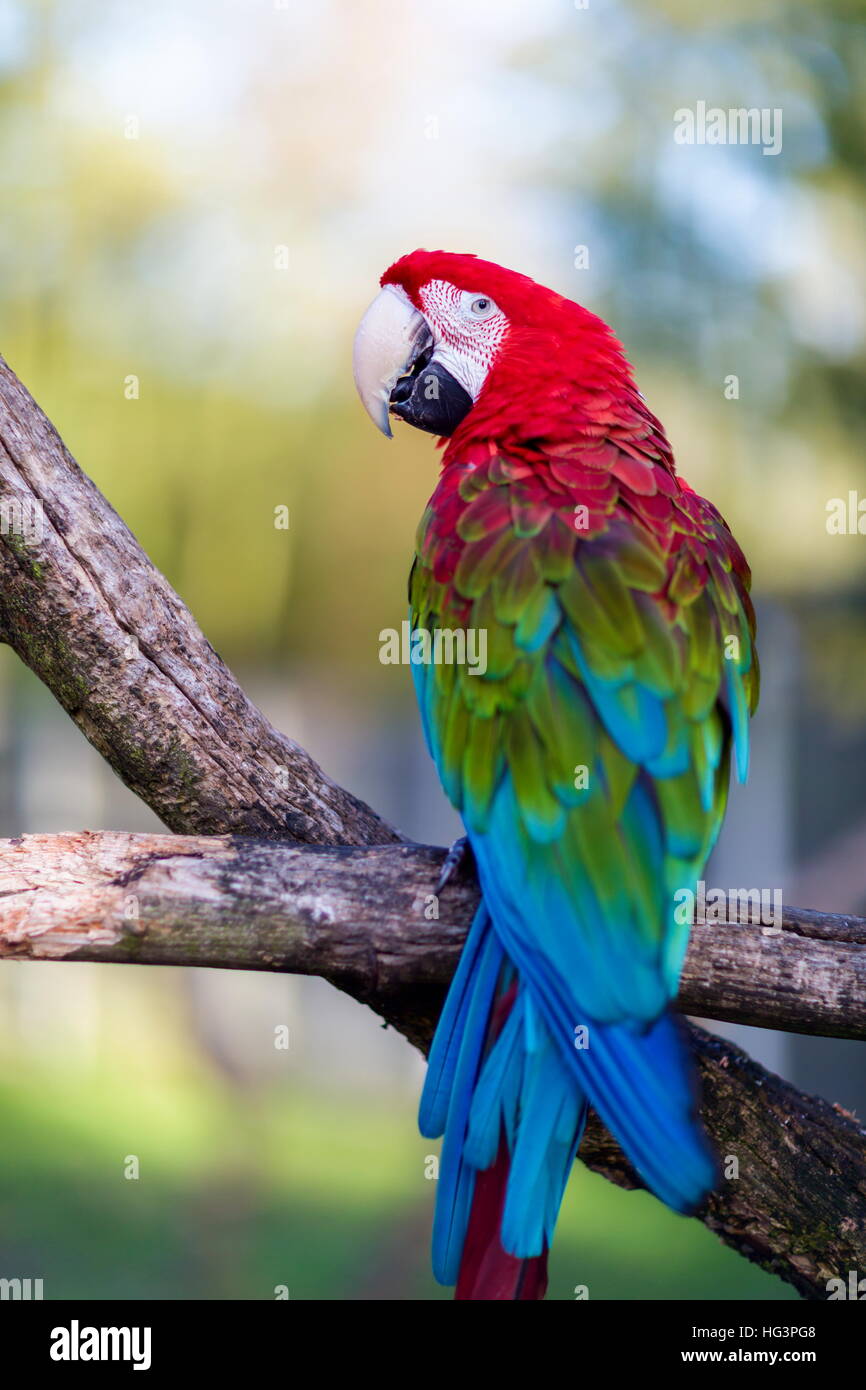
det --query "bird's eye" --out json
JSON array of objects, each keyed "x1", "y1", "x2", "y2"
[{"x1": 461, "y1": 291, "x2": 499, "y2": 320}]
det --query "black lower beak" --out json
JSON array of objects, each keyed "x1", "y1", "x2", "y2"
[{"x1": 389, "y1": 355, "x2": 474, "y2": 437}]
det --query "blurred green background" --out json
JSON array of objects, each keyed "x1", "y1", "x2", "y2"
[{"x1": 1, "y1": 0, "x2": 864, "y2": 1299}]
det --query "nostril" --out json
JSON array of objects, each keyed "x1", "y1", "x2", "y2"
[
  {"x1": 390, "y1": 374, "x2": 414, "y2": 406},
  {"x1": 390, "y1": 344, "x2": 434, "y2": 409}
]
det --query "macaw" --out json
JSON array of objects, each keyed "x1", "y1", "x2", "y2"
[{"x1": 352, "y1": 250, "x2": 759, "y2": 1301}]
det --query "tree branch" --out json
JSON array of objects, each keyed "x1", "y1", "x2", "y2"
[
  {"x1": 0, "y1": 353, "x2": 864, "y2": 1302},
  {"x1": 1, "y1": 832, "x2": 864, "y2": 1045}
]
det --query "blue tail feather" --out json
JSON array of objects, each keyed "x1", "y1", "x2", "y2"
[
  {"x1": 423, "y1": 901, "x2": 715, "y2": 1287},
  {"x1": 423, "y1": 907, "x2": 506, "y2": 1285},
  {"x1": 419, "y1": 903, "x2": 495, "y2": 1140}
]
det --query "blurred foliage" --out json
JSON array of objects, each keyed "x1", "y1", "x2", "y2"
[
  {"x1": 523, "y1": 0, "x2": 866, "y2": 607},
  {"x1": 0, "y1": 1046, "x2": 794, "y2": 1301},
  {"x1": 0, "y1": 0, "x2": 862, "y2": 686}
]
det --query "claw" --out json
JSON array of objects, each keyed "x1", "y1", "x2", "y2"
[{"x1": 435, "y1": 835, "x2": 474, "y2": 896}]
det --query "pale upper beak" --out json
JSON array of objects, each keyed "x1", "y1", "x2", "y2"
[{"x1": 352, "y1": 284, "x2": 431, "y2": 438}]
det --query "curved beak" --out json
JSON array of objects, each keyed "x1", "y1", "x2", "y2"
[{"x1": 352, "y1": 284, "x2": 432, "y2": 438}]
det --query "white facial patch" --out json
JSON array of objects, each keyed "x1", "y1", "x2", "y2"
[{"x1": 419, "y1": 279, "x2": 509, "y2": 402}]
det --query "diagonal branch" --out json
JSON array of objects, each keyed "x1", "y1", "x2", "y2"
[
  {"x1": 0, "y1": 353, "x2": 863, "y2": 1302},
  {"x1": 0, "y1": 354, "x2": 398, "y2": 847}
]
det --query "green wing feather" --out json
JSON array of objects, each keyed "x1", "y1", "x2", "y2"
[{"x1": 410, "y1": 449, "x2": 758, "y2": 1025}]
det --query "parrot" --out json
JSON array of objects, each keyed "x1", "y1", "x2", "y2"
[{"x1": 352, "y1": 250, "x2": 759, "y2": 1301}]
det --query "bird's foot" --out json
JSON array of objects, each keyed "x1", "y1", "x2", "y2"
[{"x1": 435, "y1": 835, "x2": 474, "y2": 896}]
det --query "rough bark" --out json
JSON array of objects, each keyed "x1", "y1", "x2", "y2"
[
  {"x1": 0, "y1": 831, "x2": 864, "y2": 1044},
  {"x1": 0, "y1": 352, "x2": 864, "y2": 1303},
  {"x1": 590, "y1": 1024, "x2": 866, "y2": 1302}
]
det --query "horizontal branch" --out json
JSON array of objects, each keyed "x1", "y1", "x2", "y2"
[
  {"x1": 1, "y1": 828, "x2": 864, "y2": 1299},
  {"x1": 1, "y1": 832, "x2": 863, "y2": 1043},
  {"x1": 0, "y1": 354, "x2": 398, "y2": 847}
]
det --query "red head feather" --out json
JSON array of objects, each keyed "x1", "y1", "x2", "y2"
[{"x1": 382, "y1": 249, "x2": 657, "y2": 462}]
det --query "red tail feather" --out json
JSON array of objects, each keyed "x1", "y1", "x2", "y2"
[{"x1": 455, "y1": 1141, "x2": 548, "y2": 1301}]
